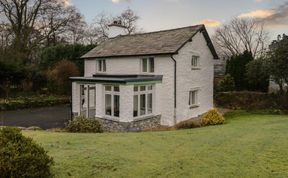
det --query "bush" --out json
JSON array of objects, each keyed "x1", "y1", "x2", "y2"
[
  {"x1": 0, "y1": 127, "x2": 53, "y2": 178},
  {"x1": 215, "y1": 91, "x2": 281, "y2": 110},
  {"x1": 201, "y1": 108, "x2": 225, "y2": 126},
  {"x1": 216, "y1": 74, "x2": 235, "y2": 92},
  {"x1": 175, "y1": 119, "x2": 201, "y2": 129},
  {"x1": 65, "y1": 116, "x2": 103, "y2": 133},
  {"x1": 47, "y1": 60, "x2": 80, "y2": 95}
]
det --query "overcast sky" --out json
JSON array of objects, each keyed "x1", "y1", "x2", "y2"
[{"x1": 68, "y1": 0, "x2": 287, "y2": 40}]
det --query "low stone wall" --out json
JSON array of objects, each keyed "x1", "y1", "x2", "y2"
[{"x1": 96, "y1": 115, "x2": 161, "y2": 132}]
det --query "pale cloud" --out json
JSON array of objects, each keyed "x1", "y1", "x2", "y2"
[
  {"x1": 199, "y1": 19, "x2": 221, "y2": 27},
  {"x1": 238, "y1": 2, "x2": 288, "y2": 28},
  {"x1": 238, "y1": 9, "x2": 275, "y2": 18},
  {"x1": 58, "y1": 0, "x2": 72, "y2": 6},
  {"x1": 111, "y1": 0, "x2": 131, "y2": 4},
  {"x1": 262, "y1": 2, "x2": 288, "y2": 28}
]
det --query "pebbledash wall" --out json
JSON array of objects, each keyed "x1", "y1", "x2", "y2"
[{"x1": 72, "y1": 31, "x2": 214, "y2": 128}]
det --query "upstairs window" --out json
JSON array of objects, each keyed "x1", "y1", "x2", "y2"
[
  {"x1": 191, "y1": 55, "x2": 200, "y2": 70},
  {"x1": 142, "y1": 57, "x2": 154, "y2": 73},
  {"x1": 97, "y1": 60, "x2": 106, "y2": 72},
  {"x1": 189, "y1": 89, "x2": 199, "y2": 108}
]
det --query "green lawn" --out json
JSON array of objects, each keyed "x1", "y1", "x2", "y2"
[{"x1": 23, "y1": 112, "x2": 288, "y2": 178}]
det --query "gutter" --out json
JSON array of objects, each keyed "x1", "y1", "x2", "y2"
[{"x1": 171, "y1": 55, "x2": 177, "y2": 125}]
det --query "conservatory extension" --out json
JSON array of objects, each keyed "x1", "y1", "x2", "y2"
[{"x1": 70, "y1": 74, "x2": 163, "y2": 122}]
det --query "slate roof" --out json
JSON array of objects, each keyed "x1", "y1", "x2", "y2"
[{"x1": 82, "y1": 24, "x2": 219, "y2": 59}]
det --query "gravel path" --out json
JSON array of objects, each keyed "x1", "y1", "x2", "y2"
[{"x1": 0, "y1": 104, "x2": 71, "y2": 129}]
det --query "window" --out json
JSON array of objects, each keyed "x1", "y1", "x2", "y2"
[
  {"x1": 141, "y1": 57, "x2": 154, "y2": 73},
  {"x1": 191, "y1": 55, "x2": 200, "y2": 69},
  {"x1": 104, "y1": 85, "x2": 120, "y2": 117},
  {"x1": 189, "y1": 89, "x2": 199, "y2": 108},
  {"x1": 97, "y1": 60, "x2": 106, "y2": 72},
  {"x1": 133, "y1": 85, "x2": 153, "y2": 117}
]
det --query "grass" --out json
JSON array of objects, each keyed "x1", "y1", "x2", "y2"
[{"x1": 23, "y1": 111, "x2": 288, "y2": 178}]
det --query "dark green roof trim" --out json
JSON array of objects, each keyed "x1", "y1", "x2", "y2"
[{"x1": 69, "y1": 74, "x2": 163, "y2": 85}]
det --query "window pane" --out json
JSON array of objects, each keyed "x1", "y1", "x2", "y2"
[
  {"x1": 147, "y1": 85, "x2": 153, "y2": 90},
  {"x1": 105, "y1": 86, "x2": 112, "y2": 91},
  {"x1": 189, "y1": 90, "x2": 197, "y2": 105},
  {"x1": 134, "y1": 86, "x2": 138, "y2": 92},
  {"x1": 103, "y1": 60, "x2": 106, "y2": 72},
  {"x1": 189, "y1": 91, "x2": 192, "y2": 105},
  {"x1": 140, "y1": 94, "x2": 146, "y2": 116},
  {"x1": 147, "y1": 93, "x2": 152, "y2": 114},
  {"x1": 105, "y1": 94, "x2": 112, "y2": 116},
  {"x1": 140, "y1": 86, "x2": 146, "y2": 91},
  {"x1": 142, "y1": 58, "x2": 147, "y2": 72},
  {"x1": 192, "y1": 56, "x2": 199, "y2": 67},
  {"x1": 149, "y1": 58, "x2": 154, "y2": 72},
  {"x1": 114, "y1": 95, "x2": 120, "y2": 117},
  {"x1": 98, "y1": 60, "x2": 102, "y2": 71},
  {"x1": 114, "y1": 86, "x2": 120, "y2": 92},
  {"x1": 133, "y1": 95, "x2": 138, "y2": 117},
  {"x1": 89, "y1": 87, "x2": 95, "y2": 107}
]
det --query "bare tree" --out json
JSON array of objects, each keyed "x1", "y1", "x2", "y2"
[
  {"x1": 88, "y1": 12, "x2": 111, "y2": 44},
  {"x1": 0, "y1": 0, "x2": 45, "y2": 62},
  {"x1": 87, "y1": 8, "x2": 140, "y2": 44},
  {"x1": 118, "y1": 8, "x2": 139, "y2": 34},
  {"x1": 213, "y1": 18, "x2": 269, "y2": 58},
  {"x1": 37, "y1": 0, "x2": 85, "y2": 46}
]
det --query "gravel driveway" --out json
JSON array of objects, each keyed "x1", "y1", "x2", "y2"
[{"x1": 0, "y1": 105, "x2": 71, "y2": 129}]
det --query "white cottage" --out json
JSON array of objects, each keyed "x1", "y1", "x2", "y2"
[{"x1": 70, "y1": 23, "x2": 219, "y2": 131}]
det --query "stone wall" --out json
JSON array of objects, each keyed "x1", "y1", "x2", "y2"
[{"x1": 96, "y1": 115, "x2": 161, "y2": 132}]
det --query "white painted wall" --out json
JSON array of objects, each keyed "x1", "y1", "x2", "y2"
[
  {"x1": 269, "y1": 80, "x2": 288, "y2": 93},
  {"x1": 72, "y1": 82, "x2": 80, "y2": 114},
  {"x1": 119, "y1": 85, "x2": 134, "y2": 122},
  {"x1": 174, "y1": 31, "x2": 214, "y2": 123},
  {"x1": 108, "y1": 25, "x2": 127, "y2": 38},
  {"x1": 84, "y1": 60, "x2": 96, "y2": 77}
]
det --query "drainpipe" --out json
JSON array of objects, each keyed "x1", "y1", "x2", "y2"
[
  {"x1": 170, "y1": 55, "x2": 177, "y2": 125},
  {"x1": 70, "y1": 81, "x2": 73, "y2": 120}
]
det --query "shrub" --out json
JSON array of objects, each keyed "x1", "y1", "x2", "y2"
[
  {"x1": 47, "y1": 60, "x2": 80, "y2": 95},
  {"x1": 175, "y1": 119, "x2": 201, "y2": 129},
  {"x1": 65, "y1": 116, "x2": 103, "y2": 133},
  {"x1": 0, "y1": 127, "x2": 53, "y2": 178},
  {"x1": 215, "y1": 91, "x2": 283, "y2": 110},
  {"x1": 216, "y1": 74, "x2": 236, "y2": 92},
  {"x1": 201, "y1": 108, "x2": 225, "y2": 126}
]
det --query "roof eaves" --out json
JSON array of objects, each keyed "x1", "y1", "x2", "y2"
[{"x1": 81, "y1": 52, "x2": 176, "y2": 60}]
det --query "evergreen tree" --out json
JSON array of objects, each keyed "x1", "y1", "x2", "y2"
[{"x1": 225, "y1": 50, "x2": 253, "y2": 90}]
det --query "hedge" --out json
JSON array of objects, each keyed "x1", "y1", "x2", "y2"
[
  {"x1": 215, "y1": 91, "x2": 287, "y2": 110},
  {"x1": 0, "y1": 95, "x2": 69, "y2": 111}
]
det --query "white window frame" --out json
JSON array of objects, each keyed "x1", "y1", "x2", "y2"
[
  {"x1": 141, "y1": 57, "x2": 155, "y2": 73},
  {"x1": 189, "y1": 89, "x2": 200, "y2": 108},
  {"x1": 133, "y1": 85, "x2": 154, "y2": 119},
  {"x1": 97, "y1": 59, "x2": 106, "y2": 73},
  {"x1": 191, "y1": 55, "x2": 201, "y2": 70},
  {"x1": 104, "y1": 85, "x2": 120, "y2": 118}
]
